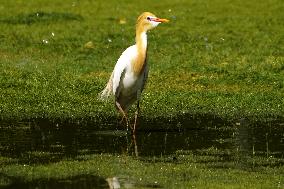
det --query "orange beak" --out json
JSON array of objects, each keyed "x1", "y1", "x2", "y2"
[{"x1": 153, "y1": 18, "x2": 170, "y2": 23}]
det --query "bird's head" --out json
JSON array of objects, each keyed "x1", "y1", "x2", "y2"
[{"x1": 136, "y1": 12, "x2": 169, "y2": 32}]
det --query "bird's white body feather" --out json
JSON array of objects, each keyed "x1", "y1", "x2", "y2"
[
  {"x1": 112, "y1": 45, "x2": 138, "y2": 95},
  {"x1": 100, "y1": 31, "x2": 149, "y2": 111},
  {"x1": 112, "y1": 43, "x2": 148, "y2": 110}
]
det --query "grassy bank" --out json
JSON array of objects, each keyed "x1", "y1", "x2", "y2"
[
  {"x1": 0, "y1": 0, "x2": 283, "y2": 123},
  {"x1": 1, "y1": 150, "x2": 283, "y2": 189}
]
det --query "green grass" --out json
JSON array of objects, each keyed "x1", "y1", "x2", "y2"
[
  {"x1": 0, "y1": 0, "x2": 284, "y2": 123},
  {"x1": 1, "y1": 1, "x2": 284, "y2": 188}
]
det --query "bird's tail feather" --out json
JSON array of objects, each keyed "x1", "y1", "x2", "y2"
[{"x1": 98, "y1": 72, "x2": 114, "y2": 100}]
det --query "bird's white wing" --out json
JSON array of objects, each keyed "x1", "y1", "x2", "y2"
[{"x1": 112, "y1": 45, "x2": 137, "y2": 97}]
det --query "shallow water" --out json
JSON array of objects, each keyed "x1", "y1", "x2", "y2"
[
  {"x1": 0, "y1": 119, "x2": 283, "y2": 188},
  {"x1": 0, "y1": 122, "x2": 284, "y2": 158},
  {"x1": 0, "y1": 119, "x2": 283, "y2": 160}
]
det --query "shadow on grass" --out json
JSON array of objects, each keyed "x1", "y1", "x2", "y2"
[{"x1": 0, "y1": 12, "x2": 83, "y2": 25}]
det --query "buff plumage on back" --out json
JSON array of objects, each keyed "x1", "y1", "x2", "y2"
[{"x1": 133, "y1": 12, "x2": 155, "y2": 75}]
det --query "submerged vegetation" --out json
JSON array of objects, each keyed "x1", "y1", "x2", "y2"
[{"x1": 1, "y1": 152, "x2": 283, "y2": 189}]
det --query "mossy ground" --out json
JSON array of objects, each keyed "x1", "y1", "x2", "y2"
[{"x1": 1, "y1": 150, "x2": 284, "y2": 188}]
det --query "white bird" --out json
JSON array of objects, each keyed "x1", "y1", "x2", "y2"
[{"x1": 100, "y1": 12, "x2": 169, "y2": 133}]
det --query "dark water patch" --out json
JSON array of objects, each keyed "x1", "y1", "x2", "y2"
[
  {"x1": 0, "y1": 119, "x2": 283, "y2": 188},
  {"x1": 0, "y1": 174, "x2": 109, "y2": 189},
  {"x1": 0, "y1": 121, "x2": 232, "y2": 162},
  {"x1": 0, "y1": 173, "x2": 162, "y2": 189},
  {"x1": 1, "y1": 12, "x2": 83, "y2": 25},
  {"x1": 139, "y1": 113, "x2": 231, "y2": 131},
  {"x1": 0, "y1": 119, "x2": 283, "y2": 165}
]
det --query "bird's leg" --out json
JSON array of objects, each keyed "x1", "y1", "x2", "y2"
[
  {"x1": 119, "y1": 112, "x2": 128, "y2": 124},
  {"x1": 133, "y1": 100, "x2": 140, "y2": 134},
  {"x1": 132, "y1": 133, "x2": 138, "y2": 157},
  {"x1": 115, "y1": 101, "x2": 131, "y2": 131}
]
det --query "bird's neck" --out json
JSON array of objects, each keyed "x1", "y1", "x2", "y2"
[
  {"x1": 136, "y1": 30, "x2": 147, "y2": 50},
  {"x1": 133, "y1": 28, "x2": 147, "y2": 75}
]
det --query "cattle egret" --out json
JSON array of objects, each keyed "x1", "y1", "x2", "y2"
[{"x1": 100, "y1": 12, "x2": 169, "y2": 133}]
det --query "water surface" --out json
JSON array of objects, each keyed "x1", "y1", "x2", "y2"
[
  {"x1": 0, "y1": 119, "x2": 283, "y2": 160},
  {"x1": 0, "y1": 119, "x2": 283, "y2": 188}
]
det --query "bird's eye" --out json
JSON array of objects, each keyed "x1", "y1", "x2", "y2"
[{"x1": 146, "y1": 17, "x2": 151, "y2": 21}]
